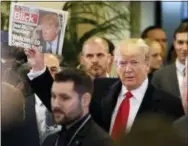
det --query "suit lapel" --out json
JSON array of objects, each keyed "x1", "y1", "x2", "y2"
[
  {"x1": 25, "y1": 95, "x2": 40, "y2": 146},
  {"x1": 68, "y1": 117, "x2": 92, "y2": 146},
  {"x1": 135, "y1": 84, "x2": 155, "y2": 118},
  {"x1": 168, "y1": 64, "x2": 181, "y2": 96},
  {"x1": 102, "y1": 80, "x2": 122, "y2": 132},
  {"x1": 56, "y1": 33, "x2": 61, "y2": 54}
]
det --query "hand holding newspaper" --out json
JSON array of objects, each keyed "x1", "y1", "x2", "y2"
[
  {"x1": 9, "y1": 2, "x2": 68, "y2": 55},
  {"x1": 24, "y1": 47, "x2": 45, "y2": 72}
]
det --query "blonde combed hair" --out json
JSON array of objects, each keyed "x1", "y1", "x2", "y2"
[{"x1": 114, "y1": 38, "x2": 150, "y2": 63}]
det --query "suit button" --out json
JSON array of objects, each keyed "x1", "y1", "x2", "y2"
[{"x1": 75, "y1": 140, "x2": 80, "y2": 145}]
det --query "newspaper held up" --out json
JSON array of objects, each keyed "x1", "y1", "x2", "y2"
[{"x1": 9, "y1": 2, "x2": 68, "y2": 55}]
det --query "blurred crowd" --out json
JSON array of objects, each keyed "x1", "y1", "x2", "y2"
[{"x1": 1, "y1": 17, "x2": 188, "y2": 146}]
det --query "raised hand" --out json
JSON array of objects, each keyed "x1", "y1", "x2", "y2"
[{"x1": 24, "y1": 46, "x2": 45, "y2": 72}]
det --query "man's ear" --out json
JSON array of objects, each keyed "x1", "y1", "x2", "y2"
[
  {"x1": 81, "y1": 93, "x2": 91, "y2": 108},
  {"x1": 79, "y1": 53, "x2": 84, "y2": 65},
  {"x1": 145, "y1": 56, "x2": 150, "y2": 73},
  {"x1": 173, "y1": 40, "x2": 176, "y2": 49}
]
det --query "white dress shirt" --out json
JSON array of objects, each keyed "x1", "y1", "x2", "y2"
[
  {"x1": 35, "y1": 94, "x2": 47, "y2": 144},
  {"x1": 176, "y1": 59, "x2": 185, "y2": 97},
  {"x1": 110, "y1": 78, "x2": 148, "y2": 134},
  {"x1": 46, "y1": 36, "x2": 58, "y2": 54},
  {"x1": 27, "y1": 67, "x2": 46, "y2": 80},
  {"x1": 35, "y1": 94, "x2": 61, "y2": 145}
]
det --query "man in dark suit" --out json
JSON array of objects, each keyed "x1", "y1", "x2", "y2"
[
  {"x1": 25, "y1": 48, "x2": 114, "y2": 146},
  {"x1": 152, "y1": 21, "x2": 188, "y2": 98},
  {"x1": 98, "y1": 38, "x2": 184, "y2": 140}
]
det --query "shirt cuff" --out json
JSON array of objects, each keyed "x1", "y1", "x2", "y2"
[{"x1": 27, "y1": 67, "x2": 47, "y2": 80}]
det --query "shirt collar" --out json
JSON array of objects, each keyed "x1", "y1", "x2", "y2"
[
  {"x1": 35, "y1": 94, "x2": 43, "y2": 106},
  {"x1": 121, "y1": 77, "x2": 148, "y2": 101},
  {"x1": 48, "y1": 36, "x2": 58, "y2": 46},
  {"x1": 58, "y1": 114, "x2": 90, "y2": 144},
  {"x1": 176, "y1": 59, "x2": 185, "y2": 75}
]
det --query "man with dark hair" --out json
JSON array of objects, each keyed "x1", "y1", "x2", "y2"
[
  {"x1": 141, "y1": 25, "x2": 167, "y2": 61},
  {"x1": 25, "y1": 48, "x2": 114, "y2": 146},
  {"x1": 152, "y1": 21, "x2": 188, "y2": 98}
]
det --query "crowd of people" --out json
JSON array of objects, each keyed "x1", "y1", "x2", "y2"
[{"x1": 1, "y1": 16, "x2": 188, "y2": 146}]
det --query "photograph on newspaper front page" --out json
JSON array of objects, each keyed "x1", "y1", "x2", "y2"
[{"x1": 8, "y1": 2, "x2": 68, "y2": 55}]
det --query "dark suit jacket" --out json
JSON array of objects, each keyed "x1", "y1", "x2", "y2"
[
  {"x1": 174, "y1": 115, "x2": 188, "y2": 144},
  {"x1": 42, "y1": 117, "x2": 114, "y2": 146},
  {"x1": 23, "y1": 94, "x2": 41, "y2": 146},
  {"x1": 2, "y1": 95, "x2": 40, "y2": 146},
  {"x1": 90, "y1": 78, "x2": 119, "y2": 127},
  {"x1": 99, "y1": 79, "x2": 184, "y2": 132},
  {"x1": 152, "y1": 63, "x2": 181, "y2": 97}
]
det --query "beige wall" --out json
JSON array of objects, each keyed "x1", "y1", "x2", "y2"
[{"x1": 16, "y1": 0, "x2": 65, "y2": 10}]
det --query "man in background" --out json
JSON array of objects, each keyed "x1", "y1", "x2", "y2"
[
  {"x1": 141, "y1": 25, "x2": 167, "y2": 63},
  {"x1": 80, "y1": 36, "x2": 111, "y2": 79},
  {"x1": 152, "y1": 21, "x2": 188, "y2": 98}
]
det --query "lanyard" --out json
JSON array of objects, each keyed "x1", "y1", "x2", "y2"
[{"x1": 55, "y1": 115, "x2": 91, "y2": 146}]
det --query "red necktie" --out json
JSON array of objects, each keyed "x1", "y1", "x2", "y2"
[{"x1": 111, "y1": 91, "x2": 133, "y2": 140}]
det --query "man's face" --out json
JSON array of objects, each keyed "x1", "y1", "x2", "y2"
[
  {"x1": 80, "y1": 42, "x2": 110, "y2": 78},
  {"x1": 44, "y1": 54, "x2": 60, "y2": 78},
  {"x1": 41, "y1": 20, "x2": 57, "y2": 41},
  {"x1": 147, "y1": 29, "x2": 167, "y2": 56},
  {"x1": 150, "y1": 42, "x2": 162, "y2": 70},
  {"x1": 51, "y1": 81, "x2": 84, "y2": 125},
  {"x1": 116, "y1": 44, "x2": 149, "y2": 90},
  {"x1": 174, "y1": 32, "x2": 188, "y2": 64}
]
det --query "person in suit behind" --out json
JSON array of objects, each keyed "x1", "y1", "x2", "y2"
[
  {"x1": 173, "y1": 56, "x2": 188, "y2": 145},
  {"x1": 141, "y1": 25, "x2": 167, "y2": 62},
  {"x1": 167, "y1": 19, "x2": 188, "y2": 64},
  {"x1": 79, "y1": 36, "x2": 112, "y2": 79},
  {"x1": 99, "y1": 38, "x2": 184, "y2": 141},
  {"x1": 152, "y1": 21, "x2": 188, "y2": 98},
  {"x1": 101, "y1": 37, "x2": 117, "y2": 77},
  {"x1": 144, "y1": 38, "x2": 163, "y2": 73},
  {"x1": 144, "y1": 38, "x2": 163, "y2": 80}
]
